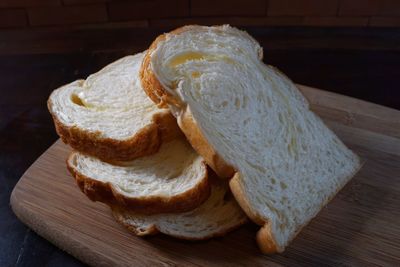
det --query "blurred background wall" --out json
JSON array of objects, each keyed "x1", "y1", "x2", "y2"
[{"x1": 1, "y1": 0, "x2": 400, "y2": 30}]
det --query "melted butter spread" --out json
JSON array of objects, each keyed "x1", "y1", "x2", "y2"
[
  {"x1": 71, "y1": 93, "x2": 85, "y2": 107},
  {"x1": 191, "y1": 71, "x2": 201, "y2": 78},
  {"x1": 169, "y1": 52, "x2": 205, "y2": 67},
  {"x1": 70, "y1": 92, "x2": 109, "y2": 111},
  {"x1": 168, "y1": 52, "x2": 235, "y2": 68}
]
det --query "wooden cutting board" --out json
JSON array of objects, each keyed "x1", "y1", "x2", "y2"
[{"x1": 10, "y1": 85, "x2": 400, "y2": 266}]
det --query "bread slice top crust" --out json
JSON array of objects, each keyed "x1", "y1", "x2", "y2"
[
  {"x1": 48, "y1": 52, "x2": 181, "y2": 162},
  {"x1": 67, "y1": 138, "x2": 210, "y2": 215},
  {"x1": 140, "y1": 25, "x2": 361, "y2": 252},
  {"x1": 112, "y1": 178, "x2": 248, "y2": 240}
]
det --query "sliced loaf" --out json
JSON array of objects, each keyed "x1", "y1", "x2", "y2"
[
  {"x1": 140, "y1": 25, "x2": 361, "y2": 252},
  {"x1": 48, "y1": 52, "x2": 181, "y2": 162},
  {"x1": 112, "y1": 178, "x2": 248, "y2": 240},
  {"x1": 67, "y1": 139, "x2": 210, "y2": 214}
]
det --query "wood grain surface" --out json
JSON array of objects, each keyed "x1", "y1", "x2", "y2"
[{"x1": 10, "y1": 85, "x2": 400, "y2": 266}]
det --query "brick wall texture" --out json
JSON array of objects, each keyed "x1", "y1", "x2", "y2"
[{"x1": 0, "y1": 0, "x2": 399, "y2": 29}]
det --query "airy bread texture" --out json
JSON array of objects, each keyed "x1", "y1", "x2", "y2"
[
  {"x1": 48, "y1": 52, "x2": 181, "y2": 162},
  {"x1": 140, "y1": 25, "x2": 361, "y2": 252},
  {"x1": 67, "y1": 139, "x2": 210, "y2": 214},
  {"x1": 112, "y1": 179, "x2": 248, "y2": 240}
]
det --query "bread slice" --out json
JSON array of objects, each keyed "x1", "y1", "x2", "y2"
[
  {"x1": 67, "y1": 139, "x2": 210, "y2": 214},
  {"x1": 140, "y1": 25, "x2": 361, "y2": 252},
  {"x1": 48, "y1": 52, "x2": 181, "y2": 162},
  {"x1": 112, "y1": 178, "x2": 248, "y2": 240}
]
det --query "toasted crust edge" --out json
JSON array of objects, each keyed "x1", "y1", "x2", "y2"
[
  {"x1": 229, "y1": 173, "x2": 282, "y2": 254},
  {"x1": 66, "y1": 153, "x2": 211, "y2": 215},
  {"x1": 178, "y1": 108, "x2": 235, "y2": 178},
  {"x1": 139, "y1": 29, "x2": 179, "y2": 109},
  {"x1": 110, "y1": 208, "x2": 160, "y2": 236},
  {"x1": 48, "y1": 96, "x2": 182, "y2": 162}
]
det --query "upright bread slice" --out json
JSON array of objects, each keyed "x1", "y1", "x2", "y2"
[
  {"x1": 67, "y1": 139, "x2": 210, "y2": 214},
  {"x1": 112, "y1": 178, "x2": 248, "y2": 240},
  {"x1": 140, "y1": 25, "x2": 361, "y2": 252},
  {"x1": 48, "y1": 52, "x2": 181, "y2": 162}
]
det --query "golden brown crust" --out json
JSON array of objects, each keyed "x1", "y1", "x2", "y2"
[
  {"x1": 152, "y1": 110, "x2": 184, "y2": 142},
  {"x1": 178, "y1": 108, "x2": 235, "y2": 178},
  {"x1": 67, "y1": 154, "x2": 211, "y2": 215},
  {"x1": 230, "y1": 173, "x2": 281, "y2": 253},
  {"x1": 256, "y1": 225, "x2": 281, "y2": 254},
  {"x1": 139, "y1": 37, "x2": 171, "y2": 108},
  {"x1": 229, "y1": 173, "x2": 265, "y2": 225},
  {"x1": 139, "y1": 26, "x2": 235, "y2": 179},
  {"x1": 111, "y1": 208, "x2": 160, "y2": 236},
  {"x1": 48, "y1": 98, "x2": 180, "y2": 162}
]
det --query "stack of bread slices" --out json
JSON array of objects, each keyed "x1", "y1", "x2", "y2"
[{"x1": 48, "y1": 25, "x2": 361, "y2": 253}]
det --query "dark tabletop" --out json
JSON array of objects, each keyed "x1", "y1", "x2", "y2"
[{"x1": 1, "y1": 26, "x2": 399, "y2": 267}]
